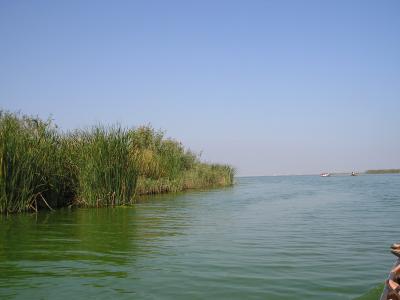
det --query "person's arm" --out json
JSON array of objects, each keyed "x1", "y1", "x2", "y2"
[
  {"x1": 388, "y1": 279, "x2": 400, "y2": 295},
  {"x1": 391, "y1": 264, "x2": 400, "y2": 274}
]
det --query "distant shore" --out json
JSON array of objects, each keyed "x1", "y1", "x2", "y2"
[
  {"x1": 237, "y1": 170, "x2": 400, "y2": 177},
  {"x1": 365, "y1": 169, "x2": 400, "y2": 174}
]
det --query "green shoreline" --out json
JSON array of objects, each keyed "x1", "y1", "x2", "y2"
[
  {"x1": 0, "y1": 111, "x2": 235, "y2": 213},
  {"x1": 365, "y1": 169, "x2": 400, "y2": 174}
]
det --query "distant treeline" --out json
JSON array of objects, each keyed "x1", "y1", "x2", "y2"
[
  {"x1": 0, "y1": 111, "x2": 235, "y2": 213},
  {"x1": 365, "y1": 169, "x2": 400, "y2": 174}
]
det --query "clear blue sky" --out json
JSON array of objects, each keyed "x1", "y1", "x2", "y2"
[{"x1": 1, "y1": 0, "x2": 399, "y2": 176}]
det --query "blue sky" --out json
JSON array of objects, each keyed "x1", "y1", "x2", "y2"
[{"x1": 1, "y1": 0, "x2": 399, "y2": 176}]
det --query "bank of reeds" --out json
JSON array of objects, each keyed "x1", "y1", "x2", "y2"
[
  {"x1": 68, "y1": 126, "x2": 138, "y2": 207},
  {"x1": 0, "y1": 111, "x2": 235, "y2": 213},
  {"x1": 0, "y1": 112, "x2": 71, "y2": 213}
]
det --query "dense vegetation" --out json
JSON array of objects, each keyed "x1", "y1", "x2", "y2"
[
  {"x1": 0, "y1": 111, "x2": 235, "y2": 213},
  {"x1": 365, "y1": 169, "x2": 400, "y2": 174}
]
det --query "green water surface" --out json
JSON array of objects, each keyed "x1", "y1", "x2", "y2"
[{"x1": 1, "y1": 175, "x2": 399, "y2": 299}]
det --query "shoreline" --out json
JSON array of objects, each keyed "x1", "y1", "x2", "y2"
[{"x1": 0, "y1": 111, "x2": 234, "y2": 214}]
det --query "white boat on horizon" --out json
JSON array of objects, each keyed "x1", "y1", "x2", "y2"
[{"x1": 320, "y1": 173, "x2": 331, "y2": 177}]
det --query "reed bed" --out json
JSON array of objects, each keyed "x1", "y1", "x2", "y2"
[
  {"x1": 69, "y1": 126, "x2": 138, "y2": 207},
  {"x1": 0, "y1": 111, "x2": 235, "y2": 213},
  {"x1": 0, "y1": 112, "x2": 70, "y2": 213}
]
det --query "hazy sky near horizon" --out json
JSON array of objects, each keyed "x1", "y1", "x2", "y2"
[{"x1": 1, "y1": 0, "x2": 399, "y2": 176}]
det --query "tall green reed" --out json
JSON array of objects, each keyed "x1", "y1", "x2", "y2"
[
  {"x1": 0, "y1": 112, "x2": 234, "y2": 212},
  {"x1": 130, "y1": 126, "x2": 235, "y2": 194},
  {"x1": 71, "y1": 126, "x2": 138, "y2": 207},
  {"x1": 0, "y1": 111, "x2": 70, "y2": 213}
]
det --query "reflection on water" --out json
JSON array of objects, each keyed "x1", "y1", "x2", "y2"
[
  {"x1": 355, "y1": 284, "x2": 384, "y2": 300},
  {"x1": 0, "y1": 175, "x2": 399, "y2": 299}
]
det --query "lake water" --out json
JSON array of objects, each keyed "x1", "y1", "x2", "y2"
[{"x1": 1, "y1": 175, "x2": 399, "y2": 299}]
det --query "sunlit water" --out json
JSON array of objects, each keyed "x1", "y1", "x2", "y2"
[{"x1": 1, "y1": 175, "x2": 399, "y2": 299}]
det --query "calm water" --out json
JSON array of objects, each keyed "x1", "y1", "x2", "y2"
[{"x1": 1, "y1": 175, "x2": 399, "y2": 299}]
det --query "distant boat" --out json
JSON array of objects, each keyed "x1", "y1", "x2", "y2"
[
  {"x1": 320, "y1": 173, "x2": 330, "y2": 177},
  {"x1": 351, "y1": 172, "x2": 357, "y2": 176}
]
